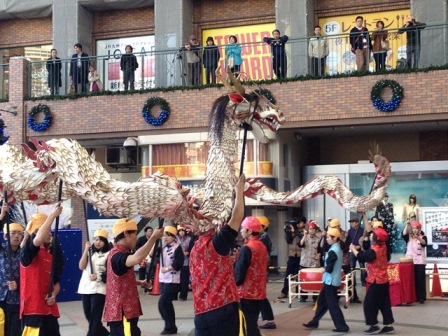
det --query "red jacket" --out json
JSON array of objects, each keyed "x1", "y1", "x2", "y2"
[
  {"x1": 366, "y1": 243, "x2": 389, "y2": 284},
  {"x1": 190, "y1": 235, "x2": 239, "y2": 315},
  {"x1": 237, "y1": 236, "x2": 268, "y2": 300},
  {"x1": 20, "y1": 245, "x2": 60, "y2": 318},
  {"x1": 104, "y1": 244, "x2": 142, "y2": 322}
]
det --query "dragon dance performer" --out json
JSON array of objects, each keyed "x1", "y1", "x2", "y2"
[
  {"x1": 190, "y1": 174, "x2": 246, "y2": 336},
  {"x1": 77, "y1": 229, "x2": 110, "y2": 336},
  {"x1": 20, "y1": 205, "x2": 64, "y2": 336},
  {"x1": 0, "y1": 204, "x2": 23, "y2": 336},
  {"x1": 103, "y1": 218, "x2": 163, "y2": 336}
]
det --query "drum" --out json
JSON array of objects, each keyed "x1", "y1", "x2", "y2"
[
  {"x1": 400, "y1": 257, "x2": 413, "y2": 263},
  {"x1": 299, "y1": 267, "x2": 324, "y2": 291}
]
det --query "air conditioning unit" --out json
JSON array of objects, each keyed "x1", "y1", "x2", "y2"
[{"x1": 106, "y1": 147, "x2": 140, "y2": 165}]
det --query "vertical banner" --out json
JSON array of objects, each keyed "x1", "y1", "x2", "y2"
[
  {"x1": 202, "y1": 23, "x2": 275, "y2": 81},
  {"x1": 96, "y1": 36, "x2": 155, "y2": 91},
  {"x1": 319, "y1": 10, "x2": 411, "y2": 74}
]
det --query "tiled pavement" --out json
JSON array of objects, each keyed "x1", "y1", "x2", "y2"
[{"x1": 59, "y1": 275, "x2": 448, "y2": 336}]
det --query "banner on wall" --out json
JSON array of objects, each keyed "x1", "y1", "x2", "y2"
[
  {"x1": 96, "y1": 35, "x2": 155, "y2": 91},
  {"x1": 420, "y1": 207, "x2": 448, "y2": 263},
  {"x1": 202, "y1": 23, "x2": 275, "y2": 81},
  {"x1": 319, "y1": 9, "x2": 410, "y2": 74}
]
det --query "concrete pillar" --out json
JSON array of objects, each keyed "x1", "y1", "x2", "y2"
[
  {"x1": 154, "y1": 0, "x2": 193, "y2": 87},
  {"x1": 7, "y1": 57, "x2": 27, "y2": 144},
  {"x1": 276, "y1": 0, "x2": 315, "y2": 77},
  {"x1": 52, "y1": 0, "x2": 93, "y2": 93},
  {"x1": 410, "y1": 0, "x2": 448, "y2": 66}
]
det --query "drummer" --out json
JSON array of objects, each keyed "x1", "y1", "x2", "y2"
[{"x1": 299, "y1": 221, "x2": 321, "y2": 302}]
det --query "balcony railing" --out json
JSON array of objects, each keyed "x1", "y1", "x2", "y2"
[{"x1": 26, "y1": 23, "x2": 448, "y2": 98}]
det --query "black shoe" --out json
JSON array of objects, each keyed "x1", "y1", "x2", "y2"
[
  {"x1": 299, "y1": 298, "x2": 307, "y2": 302},
  {"x1": 418, "y1": 299, "x2": 425, "y2": 304},
  {"x1": 259, "y1": 322, "x2": 276, "y2": 329},
  {"x1": 160, "y1": 329, "x2": 177, "y2": 335},
  {"x1": 379, "y1": 326, "x2": 395, "y2": 334},
  {"x1": 303, "y1": 322, "x2": 318, "y2": 329},
  {"x1": 333, "y1": 328, "x2": 349, "y2": 333},
  {"x1": 364, "y1": 325, "x2": 381, "y2": 334},
  {"x1": 351, "y1": 298, "x2": 362, "y2": 303}
]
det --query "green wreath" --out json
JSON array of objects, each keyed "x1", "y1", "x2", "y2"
[
  {"x1": 253, "y1": 89, "x2": 276, "y2": 105},
  {"x1": 371, "y1": 80, "x2": 403, "y2": 112},
  {"x1": 28, "y1": 104, "x2": 52, "y2": 132},
  {"x1": 142, "y1": 97, "x2": 170, "y2": 126}
]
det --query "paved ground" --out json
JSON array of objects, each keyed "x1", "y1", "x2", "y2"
[{"x1": 58, "y1": 274, "x2": 448, "y2": 336}]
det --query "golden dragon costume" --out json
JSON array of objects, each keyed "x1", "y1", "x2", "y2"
[{"x1": 0, "y1": 69, "x2": 391, "y2": 233}]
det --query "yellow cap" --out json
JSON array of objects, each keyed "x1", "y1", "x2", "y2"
[
  {"x1": 112, "y1": 218, "x2": 137, "y2": 238},
  {"x1": 177, "y1": 225, "x2": 186, "y2": 231},
  {"x1": 327, "y1": 227, "x2": 341, "y2": 238},
  {"x1": 372, "y1": 221, "x2": 383, "y2": 229},
  {"x1": 26, "y1": 213, "x2": 48, "y2": 234},
  {"x1": 256, "y1": 216, "x2": 270, "y2": 227},
  {"x1": 94, "y1": 229, "x2": 109, "y2": 239},
  {"x1": 164, "y1": 226, "x2": 177, "y2": 236},
  {"x1": 3, "y1": 223, "x2": 25, "y2": 233},
  {"x1": 329, "y1": 218, "x2": 340, "y2": 228}
]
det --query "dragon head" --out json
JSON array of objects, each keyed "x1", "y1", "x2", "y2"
[{"x1": 216, "y1": 67, "x2": 285, "y2": 143}]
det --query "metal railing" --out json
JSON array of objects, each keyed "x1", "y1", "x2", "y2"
[
  {"x1": 26, "y1": 23, "x2": 448, "y2": 98},
  {"x1": 0, "y1": 63, "x2": 9, "y2": 100}
]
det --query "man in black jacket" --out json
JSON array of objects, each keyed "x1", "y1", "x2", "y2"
[
  {"x1": 349, "y1": 16, "x2": 372, "y2": 72},
  {"x1": 69, "y1": 43, "x2": 90, "y2": 93},
  {"x1": 263, "y1": 29, "x2": 289, "y2": 79},
  {"x1": 120, "y1": 45, "x2": 139, "y2": 90},
  {"x1": 398, "y1": 16, "x2": 426, "y2": 69}
]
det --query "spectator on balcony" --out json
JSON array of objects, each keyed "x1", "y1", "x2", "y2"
[
  {"x1": 46, "y1": 48, "x2": 62, "y2": 96},
  {"x1": 263, "y1": 29, "x2": 289, "y2": 79},
  {"x1": 350, "y1": 16, "x2": 372, "y2": 72},
  {"x1": 308, "y1": 25, "x2": 329, "y2": 77},
  {"x1": 202, "y1": 36, "x2": 220, "y2": 84},
  {"x1": 88, "y1": 65, "x2": 103, "y2": 92},
  {"x1": 120, "y1": 45, "x2": 139, "y2": 91},
  {"x1": 184, "y1": 35, "x2": 201, "y2": 86},
  {"x1": 226, "y1": 35, "x2": 242, "y2": 76},
  {"x1": 398, "y1": 16, "x2": 426, "y2": 69},
  {"x1": 371, "y1": 20, "x2": 388, "y2": 72},
  {"x1": 69, "y1": 43, "x2": 90, "y2": 94}
]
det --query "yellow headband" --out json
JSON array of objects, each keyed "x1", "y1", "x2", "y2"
[
  {"x1": 94, "y1": 229, "x2": 108, "y2": 239},
  {"x1": 164, "y1": 226, "x2": 177, "y2": 236},
  {"x1": 3, "y1": 223, "x2": 24, "y2": 233},
  {"x1": 26, "y1": 213, "x2": 48, "y2": 234}
]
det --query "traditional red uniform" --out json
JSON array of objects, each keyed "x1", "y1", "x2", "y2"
[{"x1": 104, "y1": 244, "x2": 142, "y2": 322}]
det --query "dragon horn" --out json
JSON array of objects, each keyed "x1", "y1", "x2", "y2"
[
  {"x1": 226, "y1": 67, "x2": 245, "y2": 96},
  {"x1": 215, "y1": 66, "x2": 235, "y2": 93}
]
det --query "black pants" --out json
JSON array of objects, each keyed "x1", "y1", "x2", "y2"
[
  {"x1": 273, "y1": 55, "x2": 287, "y2": 79},
  {"x1": 109, "y1": 317, "x2": 140, "y2": 336},
  {"x1": 81, "y1": 294, "x2": 109, "y2": 336},
  {"x1": 364, "y1": 282, "x2": 394, "y2": 326},
  {"x1": 0, "y1": 302, "x2": 20, "y2": 336},
  {"x1": 158, "y1": 283, "x2": 179, "y2": 331},
  {"x1": 194, "y1": 302, "x2": 240, "y2": 336},
  {"x1": 373, "y1": 52, "x2": 387, "y2": 71},
  {"x1": 415, "y1": 264, "x2": 426, "y2": 302},
  {"x1": 350, "y1": 252, "x2": 366, "y2": 286},
  {"x1": 259, "y1": 297, "x2": 274, "y2": 321},
  {"x1": 179, "y1": 265, "x2": 190, "y2": 300},
  {"x1": 123, "y1": 70, "x2": 135, "y2": 90},
  {"x1": 311, "y1": 57, "x2": 326, "y2": 76},
  {"x1": 240, "y1": 299, "x2": 261, "y2": 336},
  {"x1": 281, "y1": 256, "x2": 301, "y2": 295},
  {"x1": 309, "y1": 284, "x2": 349, "y2": 331},
  {"x1": 205, "y1": 67, "x2": 217, "y2": 84},
  {"x1": 187, "y1": 62, "x2": 201, "y2": 86}
]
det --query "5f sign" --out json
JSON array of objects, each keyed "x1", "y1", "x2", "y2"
[{"x1": 324, "y1": 21, "x2": 340, "y2": 35}]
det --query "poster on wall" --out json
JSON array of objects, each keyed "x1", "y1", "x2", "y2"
[
  {"x1": 318, "y1": 9, "x2": 410, "y2": 75},
  {"x1": 421, "y1": 207, "x2": 448, "y2": 263},
  {"x1": 96, "y1": 35, "x2": 155, "y2": 91},
  {"x1": 202, "y1": 23, "x2": 275, "y2": 81}
]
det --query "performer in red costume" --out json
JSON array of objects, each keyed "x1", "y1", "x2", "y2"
[
  {"x1": 234, "y1": 216, "x2": 268, "y2": 336},
  {"x1": 350, "y1": 227, "x2": 395, "y2": 335},
  {"x1": 190, "y1": 174, "x2": 245, "y2": 336},
  {"x1": 20, "y1": 205, "x2": 64, "y2": 336},
  {"x1": 104, "y1": 218, "x2": 163, "y2": 336}
]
